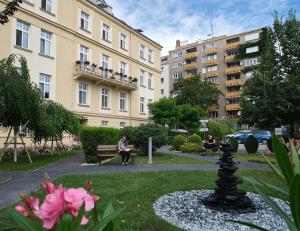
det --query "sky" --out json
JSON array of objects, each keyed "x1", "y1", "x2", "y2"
[{"x1": 107, "y1": 0, "x2": 300, "y2": 55}]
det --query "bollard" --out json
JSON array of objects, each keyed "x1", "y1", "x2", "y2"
[{"x1": 148, "y1": 137, "x2": 153, "y2": 164}]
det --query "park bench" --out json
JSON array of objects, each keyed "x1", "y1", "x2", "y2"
[
  {"x1": 96, "y1": 144, "x2": 137, "y2": 165},
  {"x1": 199, "y1": 141, "x2": 222, "y2": 155}
]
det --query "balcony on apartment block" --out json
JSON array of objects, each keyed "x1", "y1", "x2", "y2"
[
  {"x1": 224, "y1": 54, "x2": 238, "y2": 63},
  {"x1": 226, "y1": 103, "x2": 241, "y2": 111},
  {"x1": 205, "y1": 59, "x2": 218, "y2": 66},
  {"x1": 185, "y1": 52, "x2": 198, "y2": 60},
  {"x1": 184, "y1": 63, "x2": 198, "y2": 70},
  {"x1": 224, "y1": 41, "x2": 240, "y2": 51},
  {"x1": 205, "y1": 47, "x2": 218, "y2": 55},
  {"x1": 73, "y1": 62, "x2": 138, "y2": 91},
  {"x1": 225, "y1": 66, "x2": 241, "y2": 75},
  {"x1": 207, "y1": 105, "x2": 219, "y2": 112},
  {"x1": 205, "y1": 70, "x2": 218, "y2": 78},
  {"x1": 225, "y1": 91, "x2": 242, "y2": 98},
  {"x1": 226, "y1": 79, "x2": 242, "y2": 87}
]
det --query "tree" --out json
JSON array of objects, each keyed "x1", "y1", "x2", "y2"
[
  {"x1": 148, "y1": 97, "x2": 179, "y2": 128},
  {"x1": 171, "y1": 75, "x2": 222, "y2": 109},
  {"x1": 0, "y1": 0, "x2": 22, "y2": 25},
  {"x1": 177, "y1": 104, "x2": 206, "y2": 129},
  {"x1": 240, "y1": 10, "x2": 300, "y2": 135}
]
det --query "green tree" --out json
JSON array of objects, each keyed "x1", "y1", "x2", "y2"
[
  {"x1": 241, "y1": 10, "x2": 300, "y2": 135},
  {"x1": 0, "y1": 0, "x2": 23, "y2": 25},
  {"x1": 171, "y1": 75, "x2": 222, "y2": 109},
  {"x1": 148, "y1": 97, "x2": 179, "y2": 128},
  {"x1": 177, "y1": 104, "x2": 206, "y2": 129}
]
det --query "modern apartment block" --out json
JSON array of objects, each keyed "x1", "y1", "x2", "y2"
[
  {"x1": 0, "y1": 0, "x2": 162, "y2": 128},
  {"x1": 160, "y1": 55, "x2": 170, "y2": 98},
  {"x1": 167, "y1": 28, "x2": 261, "y2": 119}
]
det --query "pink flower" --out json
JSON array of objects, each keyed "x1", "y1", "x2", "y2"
[
  {"x1": 64, "y1": 188, "x2": 95, "y2": 225},
  {"x1": 38, "y1": 187, "x2": 65, "y2": 229},
  {"x1": 25, "y1": 197, "x2": 40, "y2": 216},
  {"x1": 40, "y1": 182, "x2": 56, "y2": 194},
  {"x1": 92, "y1": 195, "x2": 100, "y2": 203},
  {"x1": 15, "y1": 205, "x2": 29, "y2": 217}
]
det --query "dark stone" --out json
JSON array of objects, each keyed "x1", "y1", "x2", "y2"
[{"x1": 202, "y1": 142, "x2": 255, "y2": 212}]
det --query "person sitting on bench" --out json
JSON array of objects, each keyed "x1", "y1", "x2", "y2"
[
  {"x1": 201, "y1": 134, "x2": 217, "y2": 156},
  {"x1": 118, "y1": 135, "x2": 131, "y2": 166}
]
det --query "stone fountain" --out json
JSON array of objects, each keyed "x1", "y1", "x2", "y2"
[{"x1": 203, "y1": 142, "x2": 255, "y2": 211}]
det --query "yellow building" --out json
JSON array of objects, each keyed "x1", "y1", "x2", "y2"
[{"x1": 0, "y1": 0, "x2": 162, "y2": 129}]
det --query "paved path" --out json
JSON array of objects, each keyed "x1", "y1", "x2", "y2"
[{"x1": 0, "y1": 150, "x2": 267, "y2": 208}]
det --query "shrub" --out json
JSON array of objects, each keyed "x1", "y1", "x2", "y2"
[
  {"x1": 172, "y1": 135, "x2": 186, "y2": 151},
  {"x1": 179, "y1": 142, "x2": 199, "y2": 153},
  {"x1": 80, "y1": 127, "x2": 121, "y2": 163},
  {"x1": 244, "y1": 135, "x2": 259, "y2": 153},
  {"x1": 122, "y1": 123, "x2": 168, "y2": 154},
  {"x1": 187, "y1": 134, "x2": 202, "y2": 145},
  {"x1": 229, "y1": 137, "x2": 239, "y2": 153},
  {"x1": 207, "y1": 120, "x2": 236, "y2": 140}
]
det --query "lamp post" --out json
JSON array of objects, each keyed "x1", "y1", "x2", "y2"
[{"x1": 148, "y1": 137, "x2": 153, "y2": 164}]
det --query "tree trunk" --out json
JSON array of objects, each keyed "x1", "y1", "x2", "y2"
[{"x1": 13, "y1": 127, "x2": 17, "y2": 162}]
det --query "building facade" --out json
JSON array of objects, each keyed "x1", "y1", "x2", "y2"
[
  {"x1": 167, "y1": 29, "x2": 261, "y2": 119},
  {"x1": 160, "y1": 55, "x2": 169, "y2": 98},
  {"x1": 0, "y1": 0, "x2": 162, "y2": 129}
]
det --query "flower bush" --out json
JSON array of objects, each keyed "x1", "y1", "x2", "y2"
[{"x1": 7, "y1": 176, "x2": 124, "y2": 230}]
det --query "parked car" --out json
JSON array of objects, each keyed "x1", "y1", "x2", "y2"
[
  {"x1": 225, "y1": 130, "x2": 251, "y2": 140},
  {"x1": 233, "y1": 130, "x2": 272, "y2": 144}
]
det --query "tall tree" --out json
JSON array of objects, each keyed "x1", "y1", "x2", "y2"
[
  {"x1": 177, "y1": 104, "x2": 206, "y2": 129},
  {"x1": 241, "y1": 10, "x2": 300, "y2": 135},
  {"x1": 171, "y1": 75, "x2": 222, "y2": 109},
  {"x1": 0, "y1": 0, "x2": 22, "y2": 25}
]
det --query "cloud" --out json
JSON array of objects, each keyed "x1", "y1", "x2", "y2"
[{"x1": 107, "y1": 0, "x2": 300, "y2": 55}]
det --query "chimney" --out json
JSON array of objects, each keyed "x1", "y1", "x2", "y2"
[{"x1": 176, "y1": 40, "x2": 180, "y2": 48}]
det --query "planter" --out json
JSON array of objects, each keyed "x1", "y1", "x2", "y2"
[
  {"x1": 109, "y1": 69, "x2": 113, "y2": 73},
  {"x1": 75, "y1": 60, "x2": 81, "y2": 65},
  {"x1": 84, "y1": 61, "x2": 90, "y2": 65}
]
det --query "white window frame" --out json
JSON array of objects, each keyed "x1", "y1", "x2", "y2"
[
  {"x1": 102, "y1": 54, "x2": 109, "y2": 69},
  {"x1": 16, "y1": 20, "x2": 29, "y2": 49},
  {"x1": 173, "y1": 72, "x2": 183, "y2": 79},
  {"x1": 202, "y1": 67, "x2": 207, "y2": 74},
  {"x1": 120, "y1": 62, "x2": 126, "y2": 75},
  {"x1": 207, "y1": 65, "x2": 217, "y2": 72},
  {"x1": 101, "y1": 88, "x2": 110, "y2": 108},
  {"x1": 41, "y1": 0, "x2": 53, "y2": 12},
  {"x1": 119, "y1": 92, "x2": 127, "y2": 111},
  {"x1": 40, "y1": 29, "x2": 52, "y2": 56},
  {"x1": 173, "y1": 62, "x2": 183, "y2": 68},
  {"x1": 79, "y1": 82, "x2": 88, "y2": 105},
  {"x1": 80, "y1": 11, "x2": 89, "y2": 31},
  {"x1": 39, "y1": 73, "x2": 51, "y2": 99},
  {"x1": 80, "y1": 45, "x2": 88, "y2": 62},
  {"x1": 245, "y1": 58, "x2": 259, "y2": 66},
  {"x1": 102, "y1": 23, "x2": 110, "y2": 41},
  {"x1": 140, "y1": 70, "x2": 145, "y2": 87},
  {"x1": 246, "y1": 46, "x2": 259, "y2": 54},
  {"x1": 101, "y1": 121, "x2": 109, "y2": 127},
  {"x1": 120, "y1": 122, "x2": 126, "y2": 129},
  {"x1": 120, "y1": 33, "x2": 127, "y2": 50},
  {"x1": 140, "y1": 45, "x2": 145, "y2": 59},
  {"x1": 172, "y1": 51, "x2": 182, "y2": 58},
  {"x1": 148, "y1": 49, "x2": 153, "y2": 63},
  {"x1": 148, "y1": 73, "x2": 153, "y2": 89},
  {"x1": 140, "y1": 97, "x2": 145, "y2": 114},
  {"x1": 245, "y1": 32, "x2": 259, "y2": 42}
]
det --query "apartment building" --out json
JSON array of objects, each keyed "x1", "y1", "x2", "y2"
[
  {"x1": 160, "y1": 55, "x2": 170, "y2": 98},
  {"x1": 167, "y1": 28, "x2": 261, "y2": 119},
  {"x1": 0, "y1": 0, "x2": 162, "y2": 129}
]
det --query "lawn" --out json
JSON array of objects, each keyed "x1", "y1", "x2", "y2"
[
  {"x1": 0, "y1": 150, "x2": 81, "y2": 172},
  {"x1": 0, "y1": 170, "x2": 283, "y2": 231},
  {"x1": 104, "y1": 152, "x2": 213, "y2": 165}
]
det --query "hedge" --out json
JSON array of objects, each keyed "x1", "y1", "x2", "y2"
[{"x1": 80, "y1": 127, "x2": 121, "y2": 163}]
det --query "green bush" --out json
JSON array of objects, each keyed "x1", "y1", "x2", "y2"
[
  {"x1": 80, "y1": 127, "x2": 121, "y2": 163},
  {"x1": 244, "y1": 135, "x2": 259, "y2": 153},
  {"x1": 179, "y1": 142, "x2": 200, "y2": 153},
  {"x1": 207, "y1": 120, "x2": 236, "y2": 140},
  {"x1": 122, "y1": 123, "x2": 168, "y2": 154},
  {"x1": 172, "y1": 135, "x2": 186, "y2": 151},
  {"x1": 187, "y1": 134, "x2": 202, "y2": 145},
  {"x1": 229, "y1": 137, "x2": 239, "y2": 153}
]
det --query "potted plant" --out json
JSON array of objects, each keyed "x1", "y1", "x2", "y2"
[
  {"x1": 84, "y1": 61, "x2": 90, "y2": 66},
  {"x1": 114, "y1": 72, "x2": 120, "y2": 76},
  {"x1": 104, "y1": 68, "x2": 109, "y2": 72},
  {"x1": 132, "y1": 78, "x2": 138, "y2": 82},
  {"x1": 92, "y1": 63, "x2": 97, "y2": 71},
  {"x1": 99, "y1": 66, "x2": 103, "y2": 70},
  {"x1": 128, "y1": 76, "x2": 133, "y2": 83},
  {"x1": 109, "y1": 69, "x2": 113, "y2": 73},
  {"x1": 75, "y1": 60, "x2": 81, "y2": 65}
]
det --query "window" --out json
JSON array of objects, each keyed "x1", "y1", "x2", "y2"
[
  {"x1": 207, "y1": 65, "x2": 217, "y2": 72},
  {"x1": 101, "y1": 121, "x2": 109, "y2": 127},
  {"x1": 202, "y1": 45, "x2": 206, "y2": 51},
  {"x1": 102, "y1": 23, "x2": 110, "y2": 41},
  {"x1": 79, "y1": 83, "x2": 87, "y2": 105},
  {"x1": 201, "y1": 56, "x2": 206, "y2": 62},
  {"x1": 245, "y1": 58, "x2": 259, "y2": 66},
  {"x1": 120, "y1": 62, "x2": 126, "y2": 75},
  {"x1": 140, "y1": 97, "x2": 145, "y2": 113},
  {"x1": 207, "y1": 77, "x2": 218, "y2": 84},
  {"x1": 16, "y1": 20, "x2": 29, "y2": 49},
  {"x1": 140, "y1": 45, "x2": 145, "y2": 59},
  {"x1": 80, "y1": 11, "x2": 89, "y2": 31},
  {"x1": 41, "y1": 0, "x2": 52, "y2": 12},
  {"x1": 161, "y1": 89, "x2": 164, "y2": 95},
  {"x1": 207, "y1": 54, "x2": 217, "y2": 60},
  {"x1": 207, "y1": 42, "x2": 215, "y2": 48},
  {"x1": 161, "y1": 67, "x2": 164, "y2": 73},
  {"x1": 120, "y1": 33, "x2": 127, "y2": 50},
  {"x1": 246, "y1": 72, "x2": 253, "y2": 79},
  {"x1": 172, "y1": 51, "x2": 182, "y2": 58},
  {"x1": 120, "y1": 92, "x2": 127, "y2": 111},
  {"x1": 148, "y1": 73, "x2": 153, "y2": 89},
  {"x1": 246, "y1": 46, "x2": 259, "y2": 54},
  {"x1": 40, "y1": 29, "x2": 52, "y2": 56},
  {"x1": 102, "y1": 54, "x2": 109, "y2": 69},
  {"x1": 80, "y1": 45, "x2": 88, "y2": 62},
  {"x1": 161, "y1": 78, "x2": 164, "y2": 83},
  {"x1": 173, "y1": 72, "x2": 183, "y2": 79},
  {"x1": 173, "y1": 62, "x2": 183, "y2": 68},
  {"x1": 245, "y1": 32, "x2": 259, "y2": 41},
  {"x1": 39, "y1": 74, "x2": 50, "y2": 99},
  {"x1": 140, "y1": 70, "x2": 145, "y2": 87},
  {"x1": 120, "y1": 122, "x2": 126, "y2": 129},
  {"x1": 202, "y1": 67, "x2": 207, "y2": 74},
  {"x1": 148, "y1": 49, "x2": 153, "y2": 62},
  {"x1": 101, "y1": 88, "x2": 109, "y2": 108}
]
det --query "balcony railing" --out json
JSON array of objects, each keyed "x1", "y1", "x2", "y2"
[
  {"x1": 73, "y1": 63, "x2": 138, "y2": 91},
  {"x1": 207, "y1": 105, "x2": 219, "y2": 112},
  {"x1": 205, "y1": 47, "x2": 218, "y2": 55},
  {"x1": 226, "y1": 79, "x2": 242, "y2": 87},
  {"x1": 225, "y1": 66, "x2": 241, "y2": 75},
  {"x1": 224, "y1": 54, "x2": 237, "y2": 63},
  {"x1": 184, "y1": 63, "x2": 198, "y2": 70},
  {"x1": 225, "y1": 91, "x2": 242, "y2": 98},
  {"x1": 205, "y1": 59, "x2": 218, "y2": 66},
  {"x1": 185, "y1": 52, "x2": 198, "y2": 60},
  {"x1": 224, "y1": 41, "x2": 240, "y2": 50},
  {"x1": 226, "y1": 103, "x2": 241, "y2": 111},
  {"x1": 205, "y1": 70, "x2": 218, "y2": 77}
]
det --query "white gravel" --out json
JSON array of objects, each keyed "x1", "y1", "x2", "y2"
[{"x1": 153, "y1": 190, "x2": 290, "y2": 231}]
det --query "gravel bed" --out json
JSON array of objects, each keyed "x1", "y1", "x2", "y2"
[{"x1": 153, "y1": 190, "x2": 290, "y2": 231}]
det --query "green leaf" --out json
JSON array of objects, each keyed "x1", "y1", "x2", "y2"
[
  {"x1": 290, "y1": 142, "x2": 300, "y2": 175},
  {"x1": 59, "y1": 213, "x2": 73, "y2": 231},
  {"x1": 72, "y1": 202, "x2": 86, "y2": 231},
  {"x1": 102, "y1": 221, "x2": 114, "y2": 231},
  {"x1": 290, "y1": 174, "x2": 300, "y2": 229},
  {"x1": 226, "y1": 220, "x2": 269, "y2": 231},
  {"x1": 5, "y1": 206, "x2": 43, "y2": 231},
  {"x1": 272, "y1": 135, "x2": 294, "y2": 186},
  {"x1": 93, "y1": 205, "x2": 101, "y2": 223},
  {"x1": 262, "y1": 154, "x2": 287, "y2": 186},
  {"x1": 103, "y1": 201, "x2": 114, "y2": 219}
]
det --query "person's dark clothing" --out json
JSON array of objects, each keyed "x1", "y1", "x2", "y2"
[{"x1": 119, "y1": 150, "x2": 131, "y2": 162}]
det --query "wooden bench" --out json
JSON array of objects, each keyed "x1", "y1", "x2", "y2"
[
  {"x1": 96, "y1": 144, "x2": 137, "y2": 165},
  {"x1": 199, "y1": 141, "x2": 222, "y2": 155}
]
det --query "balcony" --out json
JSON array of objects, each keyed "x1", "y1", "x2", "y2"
[
  {"x1": 184, "y1": 63, "x2": 198, "y2": 70},
  {"x1": 224, "y1": 41, "x2": 240, "y2": 51},
  {"x1": 226, "y1": 103, "x2": 241, "y2": 111},
  {"x1": 226, "y1": 79, "x2": 242, "y2": 87},
  {"x1": 225, "y1": 66, "x2": 241, "y2": 75},
  {"x1": 185, "y1": 52, "x2": 198, "y2": 60},
  {"x1": 73, "y1": 63, "x2": 138, "y2": 91},
  {"x1": 205, "y1": 47, "x2": 218, "y2": 55},
  {"x1": 225, "y1": 91, "x2": 242, "y2": 98},
  {"x1": 205, "y1": 70, "x2": 218, "y2": 78},
  {"x1": 205, "y1": 59, "x2": 218, "y2": 66},
  {"x1": 224, "y1": 54, "x2": 238, "y2": 63},
  {"x1": 207, "y1": 105, "x2": 219, "y2": 112}
]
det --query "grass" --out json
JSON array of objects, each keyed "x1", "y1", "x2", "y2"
[
  {"x1": 0, "y1": 170, "x2": 283, "y2": 231},
  {"x1": 0, "y1": 150, "x2": 81, "y2": 172},
  {"x1": 104, "y1": 152, "x2": 213, "y2": 165}
]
